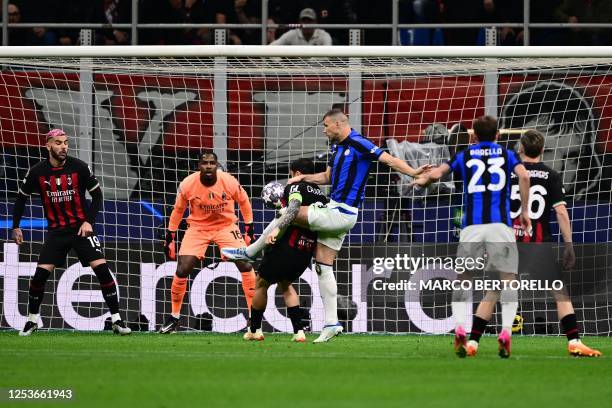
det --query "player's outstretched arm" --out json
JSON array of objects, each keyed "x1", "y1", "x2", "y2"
[
  {"x1": 514, "y1": 164, "x2": 532, "y2": 234},
  {"x1": 288, "y1": 167, "x2": 331, "y2": 185},
  {"x1": 11, "y1": 192, "x2": 28, "y2": 245},
  {"x1": 409, "y1": 163, "x2": 450, "y2": 188},
  {"x1": 378, "y1": 152, "x2": 432, "y2": 177}
]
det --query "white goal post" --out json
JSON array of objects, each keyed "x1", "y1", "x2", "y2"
[{"x1": 0, "y1": 45, "x2": 610, "y2": 336}]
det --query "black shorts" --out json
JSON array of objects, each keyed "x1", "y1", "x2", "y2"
[
  {"x1": 518, "y1": 243, "x2": 562, "y2": 282},
  {"x1": 258, "y1": 245, "x2": 313, "y2": 285},
  {"x1": 38, "y1": 229, "x2": 105, "y2": 267}
]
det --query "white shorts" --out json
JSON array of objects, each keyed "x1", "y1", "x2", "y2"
[
  {"x1": 457, "y1": 223, "x2": 518, "y2": 274},
  {"x1": 307, "y1": 200, "x2": 358, "y2": 251}
]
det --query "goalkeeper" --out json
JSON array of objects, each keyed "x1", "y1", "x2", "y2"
[
  {"x1": 245, "y1": 158, "x2": 328, "y2": 343},
  {"x1": 159, "y1": 151, "x2": 257, "y2": 333}
]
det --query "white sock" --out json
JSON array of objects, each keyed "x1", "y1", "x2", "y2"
[
  {"x1": 245, "y1": 218, "x2": 281, "y2": 257},
  {"x1": 111, "y1": 313, "x2": 121, "y2": 323},
  {"x1": 501, "y1": 289, "x2": 518, "y2": 334},
  {"x1": 171, "y1": 313, "x2": 180, "y2": 319},
  {"x1": 28, "y1": 313, "x2": 39, "y2": 323},
  {"x1": 451, "y1": 302, "x2": 466, "y2": 329},
  {"x1": 316, "y1": 263, "x2": 338, "y2": 326}
]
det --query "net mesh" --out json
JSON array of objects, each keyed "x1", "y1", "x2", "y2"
[{"x1": 0, "y1": 53, "x2": 610, "y2": 335}]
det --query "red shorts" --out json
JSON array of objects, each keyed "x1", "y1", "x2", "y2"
[{"x1": 178, "y1": 224, "x2": 246, "y2": 259}]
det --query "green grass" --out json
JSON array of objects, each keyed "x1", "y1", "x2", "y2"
[{"x1": 0, "y1": 332, "x2": 610, "y2": 408}]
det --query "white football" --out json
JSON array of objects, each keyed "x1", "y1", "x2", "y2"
[{"x1": 261, "y1": 181, "x2": 285, "y2": 209}]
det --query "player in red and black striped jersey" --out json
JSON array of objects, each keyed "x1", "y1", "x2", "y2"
[
  {"x1": 245, "y1": 158, "x2": 329, "y2": 342},
  {"x1": 11, "y1": 129, "x2": 131, "y2": 337},
  {"x1": 509, "y1": 160, "x2": 566, "y2": 243},
  {"x1": 467, "y1": 130, "x2": 601, "y2": 357}
]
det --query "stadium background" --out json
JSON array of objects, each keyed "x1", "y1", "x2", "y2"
[
  {"x1": 1, "y1": 68, "x2": 610, "y2": 334},
  {"x1": 0, "y1": 0, "x2": 610, "y2": 336}
]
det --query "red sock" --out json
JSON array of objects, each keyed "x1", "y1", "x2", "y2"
[{"x1": 171, "y1": 275, "x2": 187, "y2": 317}]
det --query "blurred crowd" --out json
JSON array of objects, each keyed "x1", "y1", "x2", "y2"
[{"x1": 4, "y1": 0, "x2": 612, "y2": 46}]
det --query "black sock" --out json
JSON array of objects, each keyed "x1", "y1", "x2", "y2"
[
  {"x1": 28, "y1": 267, "x2": 51, "y2": 315},
  {"x1": 469, "y1": 316, "x2": 489, "y2": 343},
  {"x1": 92, "y1": 263, "x2": 120, "y2": 315},
  {"x1": 560, "y1": 313, "x2": 580, "y2": 341},
  {"x1": 250, "y1": 307, "x2": 264, "y2": 332},
  {"x1": 287, "y1": 305, "x2": 303, "y2": 334}
]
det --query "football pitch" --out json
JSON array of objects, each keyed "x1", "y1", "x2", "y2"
[{"x1": 0, "y1": 332, "x2": 610, "y2": 407}]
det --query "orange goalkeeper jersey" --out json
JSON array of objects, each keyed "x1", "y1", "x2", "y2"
[{"x1": 168, "y1": 170, "x2": 253, "y2": 231}]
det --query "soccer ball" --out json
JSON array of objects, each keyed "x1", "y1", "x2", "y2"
[{"x1": 261, "y1": 181, "x2": 284, "y2": 209}]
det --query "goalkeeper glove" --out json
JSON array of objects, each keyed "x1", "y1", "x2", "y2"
[
  {"x1": 164, "y1": 230, "x2": 177, "y2": 260},
  {"x1": 243, "y1": 223, "x2": 255, "y2": 246}
]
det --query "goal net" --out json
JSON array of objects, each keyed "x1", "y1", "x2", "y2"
[{"x1": 0, "y1": 46, "x2": 610, "y2": 336}]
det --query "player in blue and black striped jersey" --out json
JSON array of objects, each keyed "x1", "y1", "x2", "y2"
[
  {"x1": 224, "y1": 108, "x2": 431, "y2": 342},
  {"x1": 469, "y1": 130, "x2": 601, "y2": 357},
  {"x1": 411, "y1": 115, "x2": 532, "y2": 358}
]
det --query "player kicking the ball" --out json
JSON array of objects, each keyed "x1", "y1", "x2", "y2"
[
  {"x1": 159, "y1": 151, "x2": 257, "y2": 333},
  {"x1": 224, "y1": 109, "x2": 430, "y2": 343},
  {"x1": 11, "y1": 129, "x2": 130, "y2": 336},
  {"x1": 246, "y1": 158, "x2": 327, "y2": 343},
  {"x1": 464, "y1": 130, "x2": 601, "y2": 357},
  {"x1": 411, "y1": 116, "x2": 532, "y2": 358}
]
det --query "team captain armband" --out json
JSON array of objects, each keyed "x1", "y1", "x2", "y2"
[{"x1": 288, "y1": 192, "x2": 303, "y2": 203}]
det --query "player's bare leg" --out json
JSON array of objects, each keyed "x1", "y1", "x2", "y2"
[
  {"x1": 159, "y1": 255, "x2": 198, "y2": 334},
  {"x1": 19, "y1": 264, "x2": 54, "y2": 336},
  {"x1": 313, "y1": 243, "x2": 343, "y2": 343},
  {"x1": 279, "y1": 281, "x2": 306, "y2": 342}
]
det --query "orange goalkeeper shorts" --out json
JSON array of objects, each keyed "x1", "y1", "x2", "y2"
[{"x1": 178, "y1": 224, "x2": 246, "y2": 259}]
